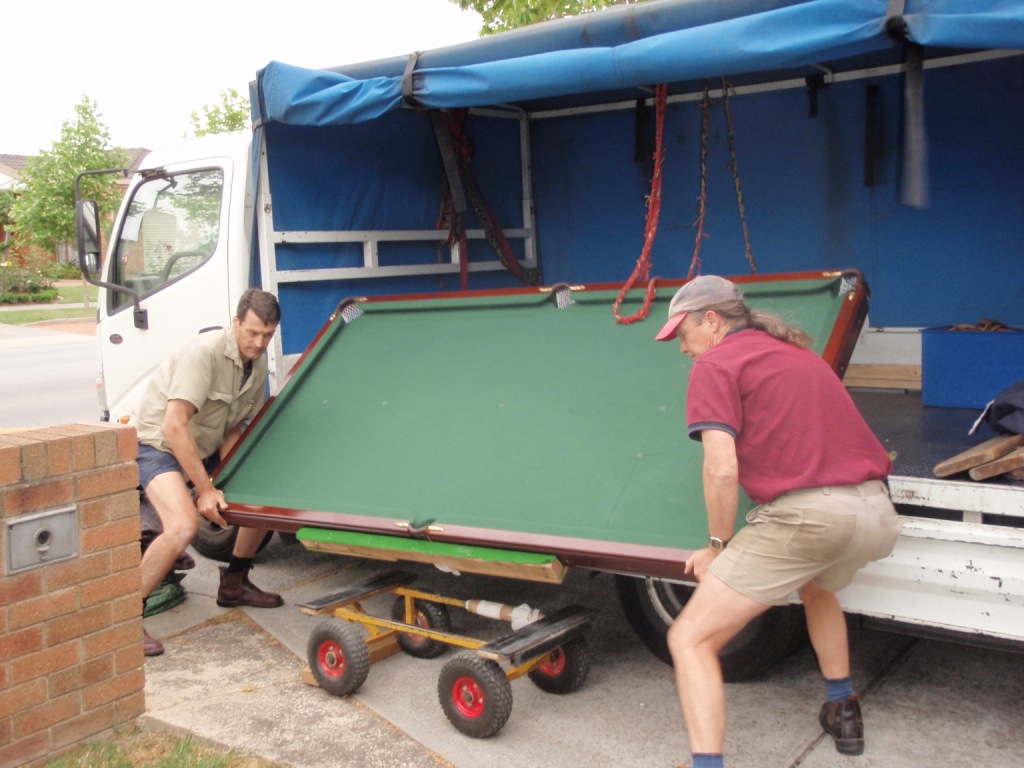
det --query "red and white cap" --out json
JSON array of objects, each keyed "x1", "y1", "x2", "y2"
[{"x1": 654, "y1": 275, "x2": 744, "y2": 341}]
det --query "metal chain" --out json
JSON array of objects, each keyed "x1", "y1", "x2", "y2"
[
  {"x1": 722, "y1": 78, "x2": 756, "y2": 273},
  {"x1": 688, "y1": 82, "x2": 711, "y2": 279}
]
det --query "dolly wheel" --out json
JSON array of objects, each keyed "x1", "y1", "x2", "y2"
[
  {"x1": 528, "y1": 636, "x2": 591, "y2": 694},
  {"x1": 391, "y1": 597, "x2": 452, "y2": 659},
  {"x1": 437, "y1": 651, "x2": 513, "y2": 738},
  {"x1": 307, "y1": 619, "x2": 370, "y2": 697}
]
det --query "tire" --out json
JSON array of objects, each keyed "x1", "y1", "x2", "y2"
[
  {"x1": 437, "y1": 651, "x2": 513, "y2": 738},
  {"x1": 614, "y1": 575, "x2": 808, "y2": 682},
  {"x1": 527, "y1": 636, "x2": 590, "y2": 694},
  {"x1": 191, "y1": 517, "x2": 273, "y2": 562},
  {"x1": 307, "y1": 619, "x2": 371, "y2": 697},
  {"x1": 390, "y1": 597, "x2": 452, "y2": 659}
]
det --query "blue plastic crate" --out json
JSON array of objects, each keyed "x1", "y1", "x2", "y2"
[{"x1": 921, "y1": 328, "x2": 1024, "y2": 409}]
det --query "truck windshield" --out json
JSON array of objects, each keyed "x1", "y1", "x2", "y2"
[{"x1": 110, "y1": 169, "x2": 223, "y2": 310}]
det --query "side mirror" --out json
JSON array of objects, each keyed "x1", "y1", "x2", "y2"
[{"x1": 76, "y1": 199, "x2": 102, "y2": 277}]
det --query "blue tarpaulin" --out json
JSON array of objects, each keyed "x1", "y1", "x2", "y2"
[{"x1": 253, "y1": 0, "x2": 1024, "y2": 128}]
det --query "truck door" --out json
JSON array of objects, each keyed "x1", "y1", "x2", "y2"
[{"x1": 98, "y1": 165, "x2": 232, "y2": 423}]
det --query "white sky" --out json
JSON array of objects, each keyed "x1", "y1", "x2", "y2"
[{"x1": 1, "y1": 0, "x2": 483, "y2": 156}]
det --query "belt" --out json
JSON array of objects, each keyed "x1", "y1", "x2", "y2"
[{"x1": 777, "y1": 479, "x2": 889, "y2": 501}]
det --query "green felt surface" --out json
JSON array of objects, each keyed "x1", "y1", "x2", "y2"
[{"x1": 219, "y1": 276, "x2": 847, "y2": 552}]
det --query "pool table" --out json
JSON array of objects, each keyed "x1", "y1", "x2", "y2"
[{"x1": 215, "y1": 270, "x2": 868, "y2": 582}]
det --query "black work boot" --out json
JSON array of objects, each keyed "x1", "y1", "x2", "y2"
[
  {"x1": 217, "y1": 566, "x2": 284, "y2": 608},
  {"x1": 820, "y1": 694, "x2": 864, "y2": 755}
]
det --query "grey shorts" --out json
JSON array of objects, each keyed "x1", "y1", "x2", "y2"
[
  {"x1": 136, "y1": 444, "x2": 220, "y2": 491},
  {"x1": 709, "y1": 479, "x2": 902, "y2": 606},
  {"x1": 136, "y1": 444, "x2": 183, "y2": 490}
]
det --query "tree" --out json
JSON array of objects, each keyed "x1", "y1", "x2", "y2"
[
  {"x1": 455, "y1": 0, "x2": 635, "y2": 35},
  {"x1": 9, "y1": 96, "x2": 128, "y2": 255},
  {"x1": 187, "y1": 88, "x2": 250, "y2": 138}
]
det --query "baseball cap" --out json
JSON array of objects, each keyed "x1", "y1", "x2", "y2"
[{"x1": 654, "y1": 275, "x2": 744, "y2": 341}]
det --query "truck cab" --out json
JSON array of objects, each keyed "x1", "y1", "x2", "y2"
[{"x1": 85, "y1": 132, "x2": 254, "y2": 425}]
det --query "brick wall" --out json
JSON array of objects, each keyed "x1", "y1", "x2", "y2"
[{"x1": 0, "y1": 423, "x2": 144, "y2": 768}]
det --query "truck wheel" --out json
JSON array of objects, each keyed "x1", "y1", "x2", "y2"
[
  {"x1": 527, "y1": 636, "x2": 590, "y2": 694},
  {"x1": 307, "y1": 619, "x2": 370, "y2": 697},
  {"x1": 191, "y1": 518, "x2": 273, "y2": 562},
  {"x1": 614, "y1": 575, "x2": 808, "y2": 682},
  {"x1": 390, "y1": 597, "x2": 452, "y2": 659},
  {"x1": 438, "y1": 651, "x2": 513, "y2": 738}
]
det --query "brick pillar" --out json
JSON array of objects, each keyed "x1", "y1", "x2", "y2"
[{"x1": 0, "y1": 423, "x2": 144, "y2": 768}]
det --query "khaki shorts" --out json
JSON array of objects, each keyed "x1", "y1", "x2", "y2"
[{"x1": 709, "y1": 479, "x2": 902, "y2": 606}]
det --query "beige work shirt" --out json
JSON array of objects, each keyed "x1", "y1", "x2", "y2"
[{"x1": 135, "y1": 327, "x2": 267, "y2": 459}]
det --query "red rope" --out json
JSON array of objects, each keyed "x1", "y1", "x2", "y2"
[{"x1": 613, "y1": 83, "x2": 668, "y2": 324}]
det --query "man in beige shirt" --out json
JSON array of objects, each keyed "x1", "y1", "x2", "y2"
[{"x1": 135, "y1": 289, "x2": 283, "y2": 656}]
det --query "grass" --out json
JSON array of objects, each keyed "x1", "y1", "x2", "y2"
[
  {"x1": 0, "y1": 306, "x2": 96, "y2": 325},
  {"x1": 55, "y1": 283, "x2": 99, "y2": 304},
  {"x1": 0, "y1": 282, "x2": 98, "y2": 325},
  {"x1": 44, "y1": 726, "x2": 282, "y2": 768}
]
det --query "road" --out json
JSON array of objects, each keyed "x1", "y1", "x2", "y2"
[
  {"x1": 4, "y1": 321, "x2": 1023, "y2": 767},
  {"x1": 0, "y1": 322, "x2": 99, "y2": 429}
]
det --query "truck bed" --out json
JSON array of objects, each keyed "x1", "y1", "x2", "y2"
[{"x1": 851, "y1": 389, "x2": 1024, "y2": 524}]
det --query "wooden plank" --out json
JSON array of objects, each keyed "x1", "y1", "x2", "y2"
[
  {"x1": 969, "y1": 446, "x2": 1024, "y2": 481},
  {"x1": 296, "y1": 570, "x2": 417, "y2": 613},
  {"x1": 477, "y1": 605, "x2": 593, "y2": 665},
  {"x1": 843, "y1": 364, "x2": 922, "y2": 390},
  {"x1": 933, "y1": 434, "x2": 1024, "y2": 477}
]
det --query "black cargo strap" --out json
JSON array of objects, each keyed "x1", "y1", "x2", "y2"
[{"x1": 402, "y1": 51, "x2": 423, "y2": 108}]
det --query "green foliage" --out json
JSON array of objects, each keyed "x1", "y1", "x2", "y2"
[
  {"x1": 0, "y1": 187, "x2": 14, "y2": 231},
  {"x1": 44, "y1": 260, "x2": 85, "y2": 280},
  {"x1": 1, "y1": 254, "x2": 56, "y2": 303},
  {"x1": 8, "y1": 95, "x2": 127, "y2": 253},
  {"x1": 456, "y1": 0, "x2": 632, "y2": 35},
  {"x1": 188, "y1": 88, "x2": 250, "y2": 138}
]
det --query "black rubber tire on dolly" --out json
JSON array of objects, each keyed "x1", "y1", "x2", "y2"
[
  {"x1": 306, "y1": 618, "x2": 371, "y2": 697},
  {"x1": 437, "y1": 651, "x2": 513, "y2": 738},
  {"x1": 527, "y1": 636, "x2": 591, "y2": 694},
  {"x1": 614, "y1": 574, "x2": 808, "y2": 682},
  {"x1": 390, "y1": 597, "x2": 452, "y2": 659}
]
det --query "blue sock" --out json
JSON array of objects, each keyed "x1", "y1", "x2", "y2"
[
  {"x1": 692, "y1": 754, "x2": 724, "y2": 768},
  {"x1": 825, "y1": 676, "x2": 856, "y2": 702}
]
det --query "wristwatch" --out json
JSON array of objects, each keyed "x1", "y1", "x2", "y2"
[{"x1": 709, "y1": 535, "x2": 730, "y2": 551}]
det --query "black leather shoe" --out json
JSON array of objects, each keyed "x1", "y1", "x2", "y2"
[
  {"x1": 217, "y1": 566, "x2": 284, "y2": 608},
  {"x1": 820, "y1": 694, "x2": 864, "y2": 755}
]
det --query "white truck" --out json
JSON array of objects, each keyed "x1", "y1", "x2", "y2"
[{"x1": 77, "y1": 0, "x2": 1024, "y2": 677}]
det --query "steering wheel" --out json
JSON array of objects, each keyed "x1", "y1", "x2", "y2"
[{"x1": 159, "y1": 250, "x2": 210, "y2": 283}]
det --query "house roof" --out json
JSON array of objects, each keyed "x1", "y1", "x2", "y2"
[{"x1": 0, "y1": 154, "x2": 30, "y2": 174}]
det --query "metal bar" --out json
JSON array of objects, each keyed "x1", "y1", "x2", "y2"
[
  {"x1": 890, "y1": 476, "x2": 1024, "y2": 519},
  {"x1": 272, "y1": 228, "x2": 532, "y2": 243},
  {"x1": 330, "y1": 606, "x2": 485, "y2": 652},
  {"x1": 255, "y1": 145, "x2": 285, "y2": 392},
  {"x1": 271, "y1": 260, "x2": 539, "y2": 284},
  {"x1": 530, "y1": 50, "x2": 1023, "y2": 122}
]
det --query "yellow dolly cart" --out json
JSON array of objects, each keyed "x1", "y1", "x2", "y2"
[{"x1": 298, "y1": 570, "x2": 594, "y2": 738}]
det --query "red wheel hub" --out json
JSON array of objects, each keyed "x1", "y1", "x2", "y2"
[
  {"x1": 318, "y1": 640, "x2": 346, "y2": 678},
  {"x1": 537, "y1": 647, "x2": 566, "y2": 676},
  {"x1": 451, "y1": 676, "x2": 485, "y2": 718}
]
